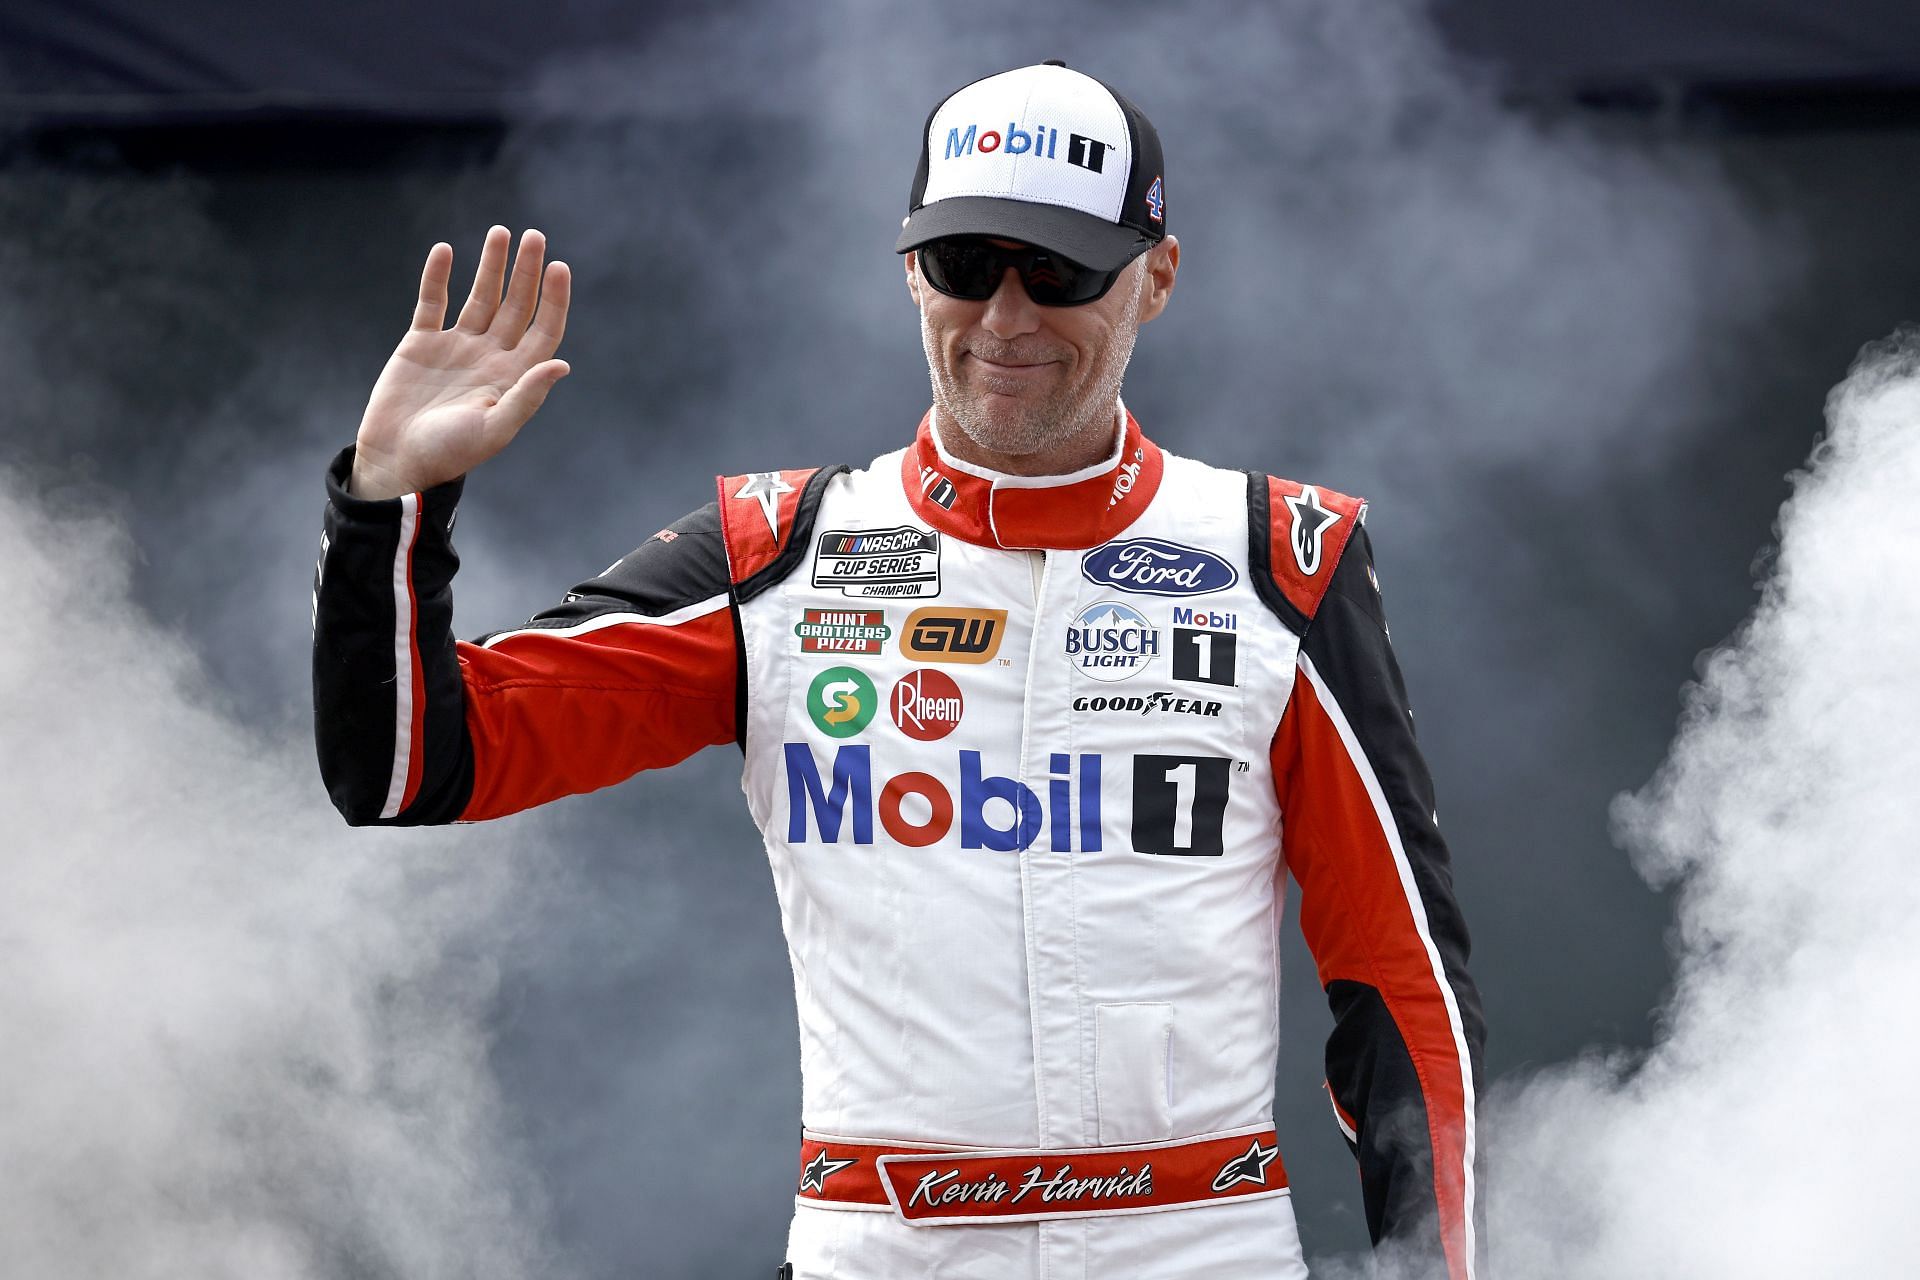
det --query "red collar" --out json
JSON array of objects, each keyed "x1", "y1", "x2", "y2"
[{"x1": 899, "y1": 407, "x2": 1165, "y2": 551}]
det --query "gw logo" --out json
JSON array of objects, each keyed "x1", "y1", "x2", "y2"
[{"x1": 901, "y1": 607, "x2": 1006, "y2": 664}]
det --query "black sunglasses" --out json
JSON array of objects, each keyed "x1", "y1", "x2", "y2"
[{"x1": 915, "y1": 236, "x2": 1148, "y2": 307}]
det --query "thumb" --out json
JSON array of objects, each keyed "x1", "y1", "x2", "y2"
[{"x1": 487, "y1": 359, "x2": 570, "y2": 441}]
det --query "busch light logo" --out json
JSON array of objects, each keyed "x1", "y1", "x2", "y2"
[
  {"x1": 1081, "y1": 539, "x2": 1239, "y2": 598},
  {"x1": 785, "y1": 745, "x2": 1102, "y2": 852},
  {"x1": 1066, "y1": 600, "x2": 1160, "y2": 682}
]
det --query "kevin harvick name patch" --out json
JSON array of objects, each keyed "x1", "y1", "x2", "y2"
[
  {"x1": 813, "y1": 527, "x2": 942, "y2": 599},
  {"x1": 793, "y1": 1127, "x2": 1287, "y2": 1224}
]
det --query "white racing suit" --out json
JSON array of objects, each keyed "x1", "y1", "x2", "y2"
[{"x1": 312, "y1": 408, "x2": 1485, "y2": 1278}]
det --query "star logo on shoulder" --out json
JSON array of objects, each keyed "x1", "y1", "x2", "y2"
[
  {"x1": 1209, "y1": 1137, "x2": 1280, "y2": 1192},
  {"x1": 1283, "y1": 485, "x2": 1339, "y2": 577},
  {"x1": 734, "y1": 471, "x2": 795, "y2": 538},
  {"x1": 798, "y1": 1149, "x2": 858, "y2": 1194}
]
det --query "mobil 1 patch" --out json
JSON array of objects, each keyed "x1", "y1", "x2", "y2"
[
  {"x1": 1170, "y1": 604, "x2": 1237, "y2": 687},
  {"x1": 813, "y1": 527, "x2": 942, "y2": 599}
]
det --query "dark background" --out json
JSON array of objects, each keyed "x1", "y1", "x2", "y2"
[{"x1": 3, "y1": 2, "x2": 1915, "y2": 1274}]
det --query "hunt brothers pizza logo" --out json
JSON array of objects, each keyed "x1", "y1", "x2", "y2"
[
  {"x1": 907, "y1": 1161, "x2": 1153, "y2": 1210},
  {"x1": 795, "y1": 609, "x2": 891, "y2": 655}
]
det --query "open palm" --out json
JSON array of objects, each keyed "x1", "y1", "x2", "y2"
[{"x1": 351, "y1": 226, "x2": 571, "y2": 500}]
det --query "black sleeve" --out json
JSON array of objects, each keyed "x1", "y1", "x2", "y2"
[{"x1": 312, "y1": 446, "x2": 472, "y2": 825}]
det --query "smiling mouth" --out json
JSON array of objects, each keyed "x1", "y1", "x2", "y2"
[{"x1": 967, "y1": 353, "x2": 1056, "y2": 372}]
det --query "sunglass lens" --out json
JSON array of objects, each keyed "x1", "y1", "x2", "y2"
[
  {"x1": 920, "y1": 241, "x2": 997, "y2": 299},
  {"x1": 918, "y1": 238, "x2": 1119, "y2": 306}
]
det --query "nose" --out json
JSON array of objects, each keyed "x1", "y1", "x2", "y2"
[{"x1": 978, "y1": 266, "x2": 1041, "y2": 339}]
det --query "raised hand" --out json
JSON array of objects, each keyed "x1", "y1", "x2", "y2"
[{"x1": 349, "y1": 226, "x2": 572, "y2": 500}]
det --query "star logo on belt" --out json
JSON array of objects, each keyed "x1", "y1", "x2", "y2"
[
  {"x1": 1283, "y1": 484, "x2": 1339, "y2": 577},
  {"x1": 799, "y1": 1149, "x2": 858, "y2": 1194},
  {"x1": 735, "y1": 471, "x2": 795, "y2": 538},
  {"x1": 1210, "y1": 1137, "x2": 1280, "y2": 1191}
]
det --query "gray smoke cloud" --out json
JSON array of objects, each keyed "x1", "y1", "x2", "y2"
[
  {"x1": 1478, "y1": 330, "x2": 1920, "y2": 1277},
  {"x1": 1303, "y1": 330, "x2": 1920, "y2": 1276},
  {"x1": 0, "y1": 477, "x2": 574, "y2": 1278}
]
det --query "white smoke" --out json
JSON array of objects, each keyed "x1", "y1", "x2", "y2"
[
  {"x1": 1463, "y1": 330, "x2": 1917, "y2": 1277},
  {"x1": 0, "y1": 478, "x2": 571, "y2": 1279}
]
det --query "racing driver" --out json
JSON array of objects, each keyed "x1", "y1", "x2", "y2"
[{"x1": 313, "y1": 61, "x2": 1485, "y2": 1279}]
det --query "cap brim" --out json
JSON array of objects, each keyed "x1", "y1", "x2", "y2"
[{"x1": 895, "y1": 197, "x2": 1152, "y2": 271}]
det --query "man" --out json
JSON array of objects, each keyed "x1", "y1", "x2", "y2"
[{"x1": 314, "y1": 62, "x2": 1483, "y2": 1279}]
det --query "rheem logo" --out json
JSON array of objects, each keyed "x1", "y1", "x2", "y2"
[{"x1": 891, "y1": 669, "x2": 963, "y2": 741}]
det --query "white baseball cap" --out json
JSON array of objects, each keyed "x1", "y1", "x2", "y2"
[{"x1": 895, "y1": 61, "x2": 1168, "y2": 271}]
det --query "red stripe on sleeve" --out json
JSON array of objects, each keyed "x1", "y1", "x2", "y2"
[
  {"x1": 455, "y1": 604, "x2": 739, "y2": 821},
  {"x1": 1275, "y1": 664, "x2": 1474, "y2": 1280}
]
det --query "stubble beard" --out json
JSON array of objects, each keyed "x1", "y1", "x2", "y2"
[{"x1": 922, "y1": 268, "x2": 1145, "y2": 462}]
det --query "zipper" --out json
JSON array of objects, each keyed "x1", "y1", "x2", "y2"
[{"x1": 1016, "y1": 549, "x2": 1053, "y2": 1145}]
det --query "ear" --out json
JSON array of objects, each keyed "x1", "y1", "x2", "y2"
[
  {"x1": 904, "y1": 250, "x2": 923, "y2": 307},
  {"x1": 1136, "y1": 235, "x2": 1180, "y2": 325}
]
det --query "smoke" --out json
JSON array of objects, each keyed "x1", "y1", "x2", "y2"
[
  {"x1": 1481, "y1": 330, "x2": 1920, "y2": 1275},
  {"x1": 502, "y1": 0, "x2": 1792, "y2": 497},
  {"x1": 0, "y1": 477, "x2": 573, "y2": 1279},
  {"x1": 1317, "y1": 329, "x2": 1920, "y2": 1279}
]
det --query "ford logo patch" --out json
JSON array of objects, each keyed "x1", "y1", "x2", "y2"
[{"x1": 1080, "y1": 539, "x2": 1239, "y2": 597}]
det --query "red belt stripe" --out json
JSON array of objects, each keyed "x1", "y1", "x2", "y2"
[{"x1": 797, "y1": 1127, "x2": 1287, "y2": 1225}]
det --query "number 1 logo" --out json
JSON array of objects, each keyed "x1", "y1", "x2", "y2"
[
  {"x1": 1130, "y1": 754, "x2": 1232, "y2": 856},
  {"x1": 1171, "y1": 627, "x2": 1237, "y2": 687}
]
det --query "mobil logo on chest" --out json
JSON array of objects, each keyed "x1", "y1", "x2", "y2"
[{"x1": 784, "y1": 744, "x2": 1101, "y2": 852}]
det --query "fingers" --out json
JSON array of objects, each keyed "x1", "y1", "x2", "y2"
[
  {"x1": 522, "y1": 260, "x2": 571, "y2": 360},
  {"x1": 489, "y1": 228, "x2": 547, "y2": 340},
  {"x1": 487, "y1": 359, "x2": 571, "y2": 440},
  {"x1": 454, "y1": 225, "x2": 511, "y2": 332},
  {"x1": 410, "y1": 242, "x2": 452, "y2": 331}
]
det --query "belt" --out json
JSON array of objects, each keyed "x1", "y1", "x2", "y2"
[{"x1": 795, "y1": 1125, "x2": 1288, "y2": 1226}]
